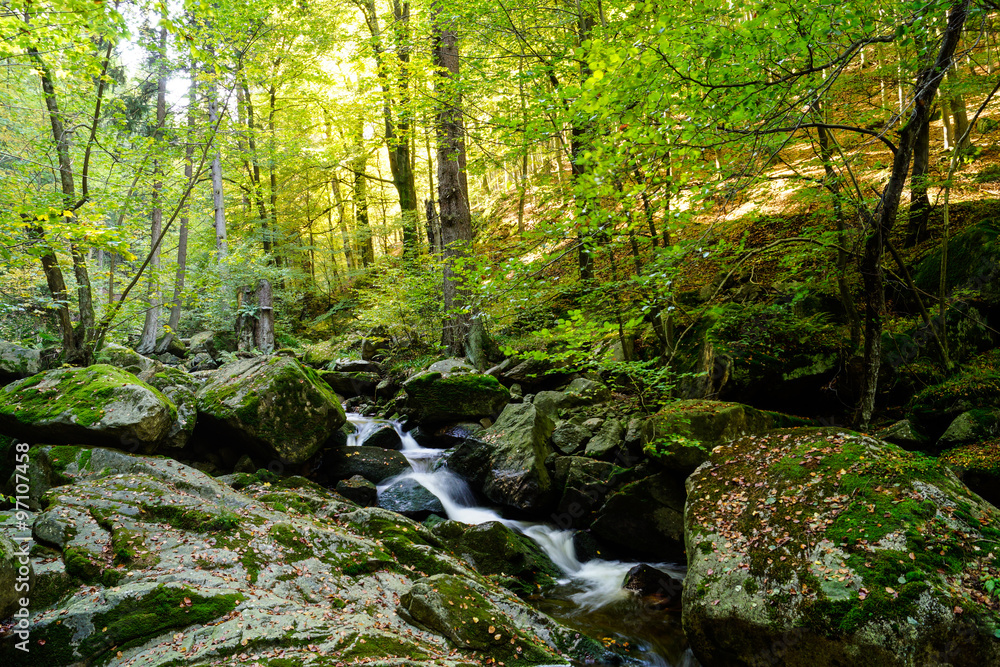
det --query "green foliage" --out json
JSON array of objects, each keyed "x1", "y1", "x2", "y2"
[{"x1": 353, "y1": 256, "x2": 444, "y2": 347}]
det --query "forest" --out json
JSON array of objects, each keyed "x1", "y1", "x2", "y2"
[{"x1": 2, "y1": 0, "x2": 1000, "y2": 665}]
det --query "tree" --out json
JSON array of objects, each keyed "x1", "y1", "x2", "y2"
[{"x1": 433, "y1": 0, "x2": 473, "y2": 354}]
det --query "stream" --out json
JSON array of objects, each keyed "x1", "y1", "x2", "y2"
[{"x1": 345, "y1": 414, "x2": 697, "y2": 667}]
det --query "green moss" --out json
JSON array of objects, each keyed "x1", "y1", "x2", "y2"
[
  {"x1": 74, "y1": 585, "x2": 243, "y2": 664},
  {"x1": 269, "y1": 523, "x2": 313, "y2": 562},
  {"x1": 141, "y1": 503, "x2": 239, "y2": 532}
]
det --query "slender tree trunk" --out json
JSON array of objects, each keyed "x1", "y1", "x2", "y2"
[
  {"x1": 267, "y1": 80, "x2": 282, "y2": 267},
  {"x1": 29, "y1": 46, "x2": 94, "y2": 363},
  {"x1": 433, "y1": 1, "x2": 473, "y2": 354},
  {"x1": 138, "y1": 27, "x2": 168, "y2": 355},
  {"x1": 158, "y1": 74, "x2": 196, "y2": 354},
  {"x1": 573, "y1": 4, "x2": 595, "y2": 281},
  {"x1": 331, "y1": 176, "x2": 356, "y2": 270},
  {"x1": 353, "y1": 137, "x2": 375, "y2": 267},
  {"x1": 905, "y1": 115, "x2": 932, "y2": 247},
  {"x1": 207, "y1": 70, "x2": 227, "y2": 260},
  {"x1": 857, "y1": 0, "x2": 969, "y2": 426}
]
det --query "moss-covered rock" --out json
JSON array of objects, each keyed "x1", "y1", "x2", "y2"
[
  {"x1": 139, "y1": 366, "x2": 204, "y2": 450},
  {"x1": 448, "y1": 402, "x2": 555, "y2": 511},
  {"x1": 551, "y1": 457, "x2": 632, "y2": 530},
  {"x1": 449, "y1": 522, "x2": 561, "y2": 597},
  {"x1": 319, "y1": 369, "x2": 380, "y2": 397},
  {"x1": 590, "y1": 471, "x2": 686, "y2": 560},
  {"x1": 95, "y1": 343, "x2": 161, "y2": 375},
  {"x1": 377, "y1": 477, "x2": 445, "y2": 519},
  {"x1": 399, "y1": 573, "x2": 565, "y2": 665},
  {"x1": 1, "y1": 447, "x2": 596, "y2": 667},
  {"x1": 0, "y1": 533, "x2": 31, "y2": 619},
  {"x1": 642, "y1": 399, "x2": 776, "y2": 475},
  {"x1": 403, "y1": 371, "x2": 509, "y2": 424},
  {"x1": 683, "y1": 428, "x2": 1000, "y2": 667},
  {"x1": 196, "y1": 356, "x2": 346, "y2": 465},
  {"x1": 0, "y1": 365, "x2": 176, "y2": 452},
  {"x1": 0, "y1": 340, "x2": 42, "y2": 385},
  {"x1": 939, "y1": 409, "x2": 1000, "y2": 448},
  {"x1": 940, "y1": 439, "x2": 1000, "y2": 507},
  {"x1": 301, "y1": 338, "x2": 339, "y2": 368},
  {"x1": 322, "y1": 445, "x2": 411, "y2": 484},
  {"x1": 908, "y1": 368, "x2": 1000, "y2": 441}
]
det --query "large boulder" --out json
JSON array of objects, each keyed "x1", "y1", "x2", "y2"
[
  {"x1": 3, "y1": 446, "x2": 605, "y2": 666},
  {"x1": 641, "y1": 400, "x2": 776, "y2": 474},
  {"x1": 138, "y1": 367, "x2": 204, "y2": 450},
  {"x1": 0, "y1": 341, "x2": 42, "y2": 385},
  {"x1": 319, "y1": 370, "x2": 379, "y2": 397},
  {"x1": 0, "y1": 533, "x2": 31, "y2": 619},
  {"x1": 533, "y1": 378, "x2": 611, "y2": 420},
  {"x1": 590, "y1": 471, "x2": 686, "y2": 559},
  {"x1": 683, "y1": 428, "x2": 1000, "y2": 667},
  {"x1": 448, "y1": 402, "x2": 555, "y2": 511},
  {"x1": 448, "y1": 521, "x2": 562, "y2": 596},
  {"x1": 377, "y1": 477, "x2": 444, "y2": 519},
  {"x1": 322, "y1": 445, "x2": 411, "y2": 484},
  {"x1": 403, "y1": 371, "x2": 509, "y2": 424},
  {"x1": 552, "y1": 457, "x2": 632, "y2": 530},
  {"x1": 196, "y1": 356, "x2": 345, "y2": 465},
  {"x1": 0, "y1": 365, "x2": 176, "y2": 452},
  {"x1": 95, "y1": 343, "x2": 161, "y2": 375},
  {"x1": 301, "y1": 339, "x2": 339, "y2": 368},
  {"x1": 398, "y1": 574, "x2": 564, "y2": 664}
]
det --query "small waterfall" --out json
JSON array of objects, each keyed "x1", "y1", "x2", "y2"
[{"x1": 348, "y1": 414, "x2": 682, "y2": 611}]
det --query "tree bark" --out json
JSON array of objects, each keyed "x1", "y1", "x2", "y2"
[
  {"x1": 905, "y1": 115, "x2": 932, "y2": 247},
  {"x1": 208, "y1": 71, "x2": 227, "y2": 259},
  {"x1": 433, "y1": 1, "x2": 474, "y2": 355},
  {"x1": 29, "y1": 46, "x2": 95, "y2": 363},
  {"x1": 158, "y1": 73, "x2": 196, "y2": 354},
  {"x1": 138, "y1": 27, "x2": 168, "y2": 355},
  {"x1": 857, "y1": 0, "x2": 969, "y2": 426}
]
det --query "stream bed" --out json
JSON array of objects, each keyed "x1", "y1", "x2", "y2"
[{"x1": 345, "y1": 415, "x2": 697, "y2": 667}]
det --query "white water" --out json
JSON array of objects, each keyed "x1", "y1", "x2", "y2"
[{"x1": 347, "y1": 414, "x2": 680, "y2": 612}]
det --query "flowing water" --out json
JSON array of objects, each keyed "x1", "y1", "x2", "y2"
[{"x1": 346, "y1": 415, "x2": 695, "y2": 666}]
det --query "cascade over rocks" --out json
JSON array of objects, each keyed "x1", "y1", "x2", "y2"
[
  {"x1": 683, "y1": 428, "x2": 1000, "y2": 667},
  {"x1": 1, "y1": 445, "x2": 608, "y2": 666},
  {"x1": 196, "y1": 356, "x2": 346, "y2": 465},
  {"x1": 403, "y1": 371, "x2": 509, "y2": 424},
  {"x1": 448, "y1": 402, "x2": 555, "y2": 511},
  {"x1": 0, "y1": 364, "x2": 176, "y2": 452}
]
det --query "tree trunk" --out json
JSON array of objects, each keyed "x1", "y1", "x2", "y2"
[
  {"x1": 158, "y1": 73, "x2": 196, "y2": 354},
  {"x1": 267, "y1": 80, "x2": 282, "y2": 267},
  {"x1": 207, "y1": 71, "x2": 227, "y2": 260},
  {"x1": 235, "y1": 280, "x2": 274, "y2": 354},
  {"x1": 361, "y1": 0, "x2": 418, "y2": 257},
  {"x1": 905, "y1": 115, "x2": 932, "y2": 247},
  {"x1": 138, "y1": 27, "x2": 168, "y2": 355},
  {"x1": 433, "y1": 1, "x2": 473, "y2": 355},
  {"x1": 29, "y1": 46, "x2": 95, "y2": 363},
  {"x1": 857, "y1": 0, "x2": 969, "y2": 426},
  {"x1": 352, "y1": 137, "x2": 375, "y2": 267}
]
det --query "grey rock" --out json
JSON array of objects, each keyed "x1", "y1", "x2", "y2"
[
  {"x1": 552, "y1": 422, "x2": 591, "y2": 455},
  {"x1": 377, "y1": 477, "x2": 444, "y2": 519},
  {"x1": 584, "y1": 418, "x2": 625, "y2": 458},
  {"x1": 0, "y1": 340, "x2": 42, "y2": 385},
  {"x1": 448, "y1": 402, "x2": 555, "y2": 511},
  {"x1": 336, "y1": 475, "x2": 378, "y2": 506},
  {"x1": 0, "y1": 365, "x2": 176, "y2": 452}
]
